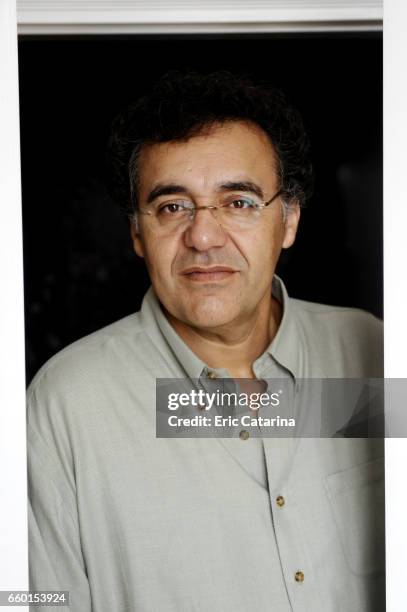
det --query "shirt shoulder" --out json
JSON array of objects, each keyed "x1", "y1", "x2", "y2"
[
  {"x1": 26, "y1": 309, "x2": 169, "y2": 421},
  {"x1": 290, "y1": 298, "x2": 383, "y2": 377},
  {"x1": 29, "y1": 312, "x2": 140, "y2": 389}
]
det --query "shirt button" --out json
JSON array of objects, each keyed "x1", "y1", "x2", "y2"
[
  {"x1": 295, "y1": 571, "x2": 305, "y2": 583},
  {"x1": 207, "y1": 371, "x2": 218, "y2": 379},
  {"x1": 239, "y1": 430, "x2": 250, "y2": 440},
  {"x1": 276, "y1": 495, "x2": 285, "y2": 507}
]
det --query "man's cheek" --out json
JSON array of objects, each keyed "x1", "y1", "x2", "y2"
[{"x1": 148, "y1": 253, "x2": 174, "y2": 286}]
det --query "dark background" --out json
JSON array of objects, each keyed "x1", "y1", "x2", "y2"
[{"x1": 18, "y1": 34, "x2": 383, "y2": 385}]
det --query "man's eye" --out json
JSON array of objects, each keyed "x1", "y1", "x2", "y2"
[
  {"x1": 157, "y1": 203, "x2": 184, "y2": 215},
  {"x1": 229, "y1": 198, "x2": 256, "y2": 209}
]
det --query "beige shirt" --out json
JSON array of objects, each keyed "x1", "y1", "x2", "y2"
[{"x1": 28, "y1": 276, "x2": 385, "y2": 611}]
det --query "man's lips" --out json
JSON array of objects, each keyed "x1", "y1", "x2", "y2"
[{"x1": 180, "y1": 266, "x2": 238, "y2": 282}]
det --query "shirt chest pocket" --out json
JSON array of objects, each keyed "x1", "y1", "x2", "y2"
[{"x1": 324, "y1": 457, "x2": 385, "y2": 577}]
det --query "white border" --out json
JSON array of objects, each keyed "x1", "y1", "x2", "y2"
[{"x1": 0, "y1": 0, "x2": 29, "y2": 605}]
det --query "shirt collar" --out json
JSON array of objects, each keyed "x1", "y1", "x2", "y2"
[
  {"x1": 264, "y1": 275, "x2": 300, "y2": 381},
  {"x1": 141, "y1": 274, "x2": 299, "y2": 381}
]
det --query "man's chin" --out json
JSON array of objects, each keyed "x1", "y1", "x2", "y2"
[
  {"x1": 182, "y1": 301, "x2": 240, "y2": 331},
  {"x1": 158, "y1": 289, "x2": 245, "y2": 331}
]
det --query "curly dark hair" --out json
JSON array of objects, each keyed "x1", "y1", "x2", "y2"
[{"x1": 106, "y1": 71, "x2": 313, "y2": 218}]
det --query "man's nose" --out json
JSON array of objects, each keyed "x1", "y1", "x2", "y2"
[{"x1": 183, "y1": 208, "x2": 227, "y2": 251}]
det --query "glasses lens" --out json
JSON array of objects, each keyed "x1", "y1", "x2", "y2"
[
  {"x1": 155, "y1": 200, "x2": 193, "y2": 228},
  {"x1": 218, "y1": 196, "x2": 262, "y2": 230}
]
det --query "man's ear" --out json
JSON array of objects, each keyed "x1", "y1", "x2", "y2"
[
  {"x1": 282, "y1": 202, "x2": 301, "y2": 249},
  {"x1": 130, "y1": 218, "x2": 145, "y2": 258}
]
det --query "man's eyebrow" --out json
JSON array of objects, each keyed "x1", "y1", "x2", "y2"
[
  {"x1": 217, "y1": 181, "x2": 264, "y2": 199},
  {"x1": 146, "y1": 180, "x2": 264, "y2": 204},
  {"x1": 146, "y1": 183, "x2": 187, "y2": 204}
]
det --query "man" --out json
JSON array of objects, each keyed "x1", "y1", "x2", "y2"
[{"x1": 28, "y1": 72, "x2": 384, "y2": 611}]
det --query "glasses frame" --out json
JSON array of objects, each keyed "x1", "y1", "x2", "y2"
[{"x1": 135, "y1": 188, "x2": 284, "y2": 228}]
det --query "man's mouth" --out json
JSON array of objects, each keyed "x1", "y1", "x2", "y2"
[{"x1": 180, "y1": 266, "x2": 238, "y2": 282}]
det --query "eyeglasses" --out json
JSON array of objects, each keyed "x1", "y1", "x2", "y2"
[{"x1": 136, "y1": 189, "x2": 284, "y2": 233}]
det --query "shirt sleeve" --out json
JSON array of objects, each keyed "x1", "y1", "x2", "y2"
[{"x1": 27, "y1": 389, "x2": 92, "y2": 612}]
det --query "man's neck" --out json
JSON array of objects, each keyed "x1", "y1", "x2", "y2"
[{"x1": 164, "y1": 294, "x2": 282, "y2": 379}]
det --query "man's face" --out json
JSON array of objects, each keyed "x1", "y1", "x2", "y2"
[{"x1": 131, "y1": 121, "x2": 300, "y2": 331}]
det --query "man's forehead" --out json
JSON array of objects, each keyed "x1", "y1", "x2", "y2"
[{"x1": 137, "y1": 120, "x2": 278, "y2": 189}]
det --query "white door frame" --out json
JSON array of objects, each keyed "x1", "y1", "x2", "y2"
[
  {"x1": 17, "y1": 0, "x2": 382, "y2": 34},
  {"x1": 0, "y1": 0, "x2": 29, "y2": 607}
]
